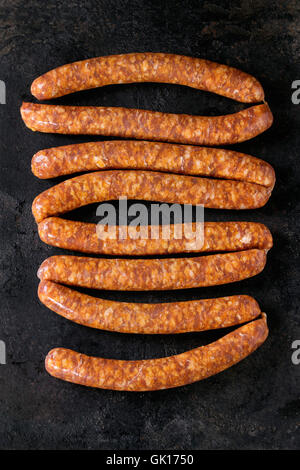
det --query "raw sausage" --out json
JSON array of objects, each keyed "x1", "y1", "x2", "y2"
[
  {"x1": 21, "y1": 102, "x2": 273, "y2": 146},
  {"x1": 38, "y1": 280, "x2": 262, "y2": 333},
  {"x1": 31, "y1": 140, "x2": 276, "y2": 188},
  {"x1": 38, "y1": 218, "x2": 273, "y2": 255},
  {"x1": 32, "y1": 170, "x2": 272, "y2": 223},
  {"x1": 30, "y1": 53, "x2": 265, "y2": 103},
  {"x1": 45, "y1": 314, "x2": 268, "y2": 391},
  {"x1": 20, "y1": 103, "x2": 273, "y2": 146},
  {"x1": 37, "y1": 249, "x2": 267, "y2": 291}
]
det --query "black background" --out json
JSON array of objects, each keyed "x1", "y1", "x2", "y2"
[{"x1": 0, "y1": 0, "x2": 299, "y2": 450}]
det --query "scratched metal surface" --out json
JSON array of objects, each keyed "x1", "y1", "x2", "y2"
[{"x1": 0, "y1": 0, "x2": 299, "y2": 449}]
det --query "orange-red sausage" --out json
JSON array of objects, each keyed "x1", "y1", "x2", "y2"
[
  {"x1": 38, "y1": 218, "x2": 273, "y2": 255},
  {"x1": 45, "y1": 314, "x2": 268, "y2": 391},
  {"x1": 38, "y1": 280, "x2": 262, "y2": 334},
  {"x1": 21, "y1": 103, "x2": 273, "y2": 146},
  {"x1": 32, "y1": 170, "x2": 272, "y2": 224},
  {"x1": 31, "y1": 53, "x2": 265, "y2": 103},
  {"x1": 37, "y1": 250, "x2": 267, "y2": 291},
  {"x1": 31, "y1": 140, "x2": 276, "y2": 188}
]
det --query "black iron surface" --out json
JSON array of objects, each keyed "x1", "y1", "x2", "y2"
[{"x1": 0, "y1": 0, "x2": 299, "y2": 449}]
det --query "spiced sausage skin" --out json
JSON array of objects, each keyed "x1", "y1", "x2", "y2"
[
  {"x1": 32, "y1": 170, "x2": 272, "y2": 224},
  {"x1": 31, "y1": 140, "x2": 275, "y2": 188},
  {"x1": 38, "y1": 280, "x2": 262, "y2": 334},
  {"x1": 45, "y1": 314, "x2": 268, "y2": 391},
  {"x1": 31, "y1": 53, "x2": 265, "y2": 103},
  {"x1": 21, "y1": 103, "x2": 273, "y2": 146},
  {"x1": 37, "y1": 250, "x2": 267, "y2": 291},
  {"x1": 38, "y1": 218, "x2": 273, "y2": 255}
]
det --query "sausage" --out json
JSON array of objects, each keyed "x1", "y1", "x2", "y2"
[
  {"x1": 32, "y1": 170, "x2": 272, "y2": 224},
  {"x1": 38, "y1": 280, "x2": 261, "y2": 333},
  {"x1": 20, "y1": 103, "x2": 273, "y2": 146},
  {"x1": 31, "y1": 140, "x2": 276, "y2": 188},
  {"x1": 45, "y1": 314, "x2": 268, "y2": 391},
  {"x1": 38, "y1": 218, "x2": 273, "y2": 255},
  {"x1": 30, "y1": 53, "x2": 264, "y2": 103},
  {"x1": 37, "y1": 249, "x2": 267, "y2": 291}
]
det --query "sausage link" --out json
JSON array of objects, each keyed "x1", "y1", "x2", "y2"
[
  {"x1": 21, "y1": 103, "x2": 273, "y2": 146},
  {"x1": 37, "y1": 249, "x2": 267, "y2": 291},
  {"x1": 32, "y1": 170, "x2": 272, "y2": 224},
  {"x1": 31, "y1": 140, "x2": 276, "y2": 188},
  {"x1": 45, "y1": 314, "x2": 268, "y2": 391},
  {"x1": 38, "y1": 280, "x2": 261, "y2": 333},
  {"x1": 38, "y1": 218, "x2": 273, "y2": 255},
  {"x1": 31, "y1": 53, "x2": 264, "y2": 103}
]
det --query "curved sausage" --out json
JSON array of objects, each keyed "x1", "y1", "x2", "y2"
[
  {"x1": 38, "y1": 280, "x2": 261, "y2": 333},
  {"x1": 37, "y1": 249, "x2": 267, "y2": 291},
  {"x1": 45, "y1": 314, "x2": 268, "y2": 391},
  {"x1": 20, "y1": 103, "x2": 273, "y2": 146},
  {"x1": 38, "y1": 218, "x2": 273, "y2": 255},
  {"x1": 31, "y1": 140, "x2": 276, "y2": 188},
  {"x1": 32, "y1": 170, "x2": 272, "y2": 224},
  {"x1": 30, "y1": 53, "x2": 264, "y2": 103}
]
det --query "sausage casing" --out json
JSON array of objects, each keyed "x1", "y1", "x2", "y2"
[
  {"x1": 31, "y1": 140, "x2": 275, "y2": 188},
  {"x1": 37, "y1": 249, "x2": 267, "y2": 291},
  {"x1": 38, "y1": 218, "x2": 273, "y2": 255},
  {"x1": 21, "y1": 103, "x2": 273, "y2": 146},
  {"x1": 32, "y1": 170, "x2": 272, "y2": 223},
  {"x1": 31, "y1": 53, "x2": 264, "y2": 103},
  {"x1": 38, "y1": 280, "x2": 261, "y2": 333},
  {"x1": 45, "y1": 314, "x2": 268, "y2": 391}
]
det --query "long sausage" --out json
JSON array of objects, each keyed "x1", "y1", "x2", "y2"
[
  {"x1": 30, "y1": 53, "x2": 265, "y2": 103},
  {"x1": 31, "y1": 140, "x2": 276, "y2": 188},
  {"x1": 37, "y1": 249, "x2": 267, "y2": 291},
  {"x1": 38, "y1": 218, "x2": 273, "y2": 255},
  {"x1": 20, "y1": 103, "x2": 273, "y2": 146},
  {"x1": 45, "y1": 314, "x2": 268, "y2": 391},
  {"x1": 32, "y1": 170, "x2": 272, "y2": 224},
  {"x1": 38, "y1": 280, "x2": 261, "y2": 333}
]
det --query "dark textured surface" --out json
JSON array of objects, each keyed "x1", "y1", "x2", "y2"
[{"x1": 0, "y1": 0, "x2": 299, "y2": 450}]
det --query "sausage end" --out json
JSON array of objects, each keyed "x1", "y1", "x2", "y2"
[
  {"x1": 31, "y1": 150, "x2": 50, "y2": 178},
  {"x1": 37, "y1": 257, "x2": 54, "y2": 280},
  {"x1": 31, "y1": 76, "x2": 54, "y2": 100},
  {"x1": 45, "y1": 348, "x2": 66, "y2": 377}
]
